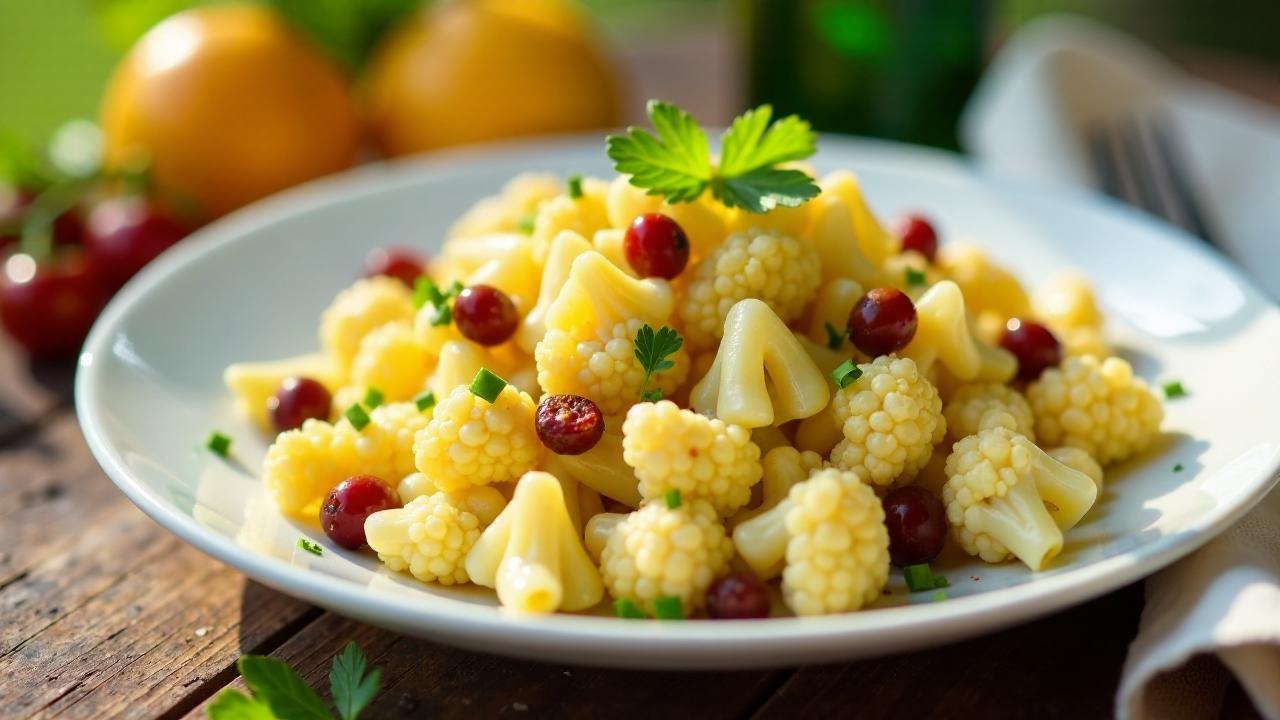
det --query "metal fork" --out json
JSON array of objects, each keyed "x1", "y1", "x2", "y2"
[{"x1": 1087, "y1": 113, "x2": 1219, "y2": 247}]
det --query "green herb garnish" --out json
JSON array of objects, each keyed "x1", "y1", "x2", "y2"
[
  {"x1": 903, "y1": 564, "x2": 937, "y2": 592},
  {"x1": 412, "y1": 277, "x2": 460, "y2": 326},
  {"x1": 607, "y1": 101, "x2": 820, "y2": 213},
  {"x1": 297, "y1": 538, "x2": 323, "y2": 557},
  {"x1": 653, "y1": 596, "x2": 684, "y2": 620},
  {"x1": 344, "y1": 404, "x2": 370, "y2": 431},
  {"x1": 830, "y1": 359, "x2": 862, "y2": 389},
  {"x1": 515, "y1": 213, "x2": 535, "y2": 235},
  {"x1": 905, "y1": 267, "x2": 926, "y2": 287},
  {"x1": 206, "y1": 431, "x2": 232, "y2": 457},
  {"x1": 1173, "y1": 463, "x2": 1184, "y2": 473},
  {"x1": 362, "y1": 387, "x2": 384, "y2": 409},
  {"x1": 824, "y1": 322, "x2": 844, "y2": 350},
  {"x1": 663, "y1": 489, "x2": 682, "y2": 509},
  {"x1": 932, "y1": 589, "x2": 948, "y2": 602},
  {"x1": 206, "y1": 641, "x2": 382, "y2": 720},
  {"x1": 414, "y1": 390, "x2": 437, "y2": 412},
  {"x1": 634, "y1": 324, "x2": 683, "y2": 402},
  {"x1": 933, "y1": 575, "x2": 950, "y2": 589},
  {"x1": 566, "y1": 174, "x2": 583, "y2": 199},
  {"x1": 613, "y1": 598, "x2": 646, "y2": 619},
  {"x1": 1162, "y1": 380, "x2": 1187, "y2": 399},
  {"x1": 469, "y1": 368, "x2": 508, "y2": 403}
]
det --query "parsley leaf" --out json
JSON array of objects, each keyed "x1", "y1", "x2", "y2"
[
  {"x1": 607, "y1": 100, "x2": 820, "y2": 213},
  {"x1": 236, "y1": 655, "x2": 332, "y2": 720},
  {"x1": 330, "y1": 642, "x2": 382, "y2": 720},
  {"x1": 297, "y1": 538, "x2": 324, "y2": 556},
  {"x1": 206, "y1": 689, "x2": 276, "y2": 720},
  {"x1": 634, "y1": 324, "x2": 683, "y2": 402}
]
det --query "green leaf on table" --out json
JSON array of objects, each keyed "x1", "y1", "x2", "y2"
[
  {"x1": 330, "y1": 642, "x2": 382, "y2": 720},
  {"x1": 237, "y1": 655, "x2": 333, "y2": 720},
  {"x1": 206, "y1": 689, "x2": 278, "y2": 720}
]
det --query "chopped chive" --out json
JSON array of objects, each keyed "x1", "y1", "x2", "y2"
[
  {"x1": 567, "y1": 174, "x2": 584, "y2": 199},
  {"x1": 1173, "y1": 463, "x2": 1184, "y2": 473},
  {"x1": 206, "y1": 431, "x2": 232, "y2": 457},
  {"x1": 344, "y1": 403, "x2": 371, "y2": 431},
  {"x1": 653, "y1": 596, "x2": 684, "y2": 620},
  {"x1": 830, "y1": 359, "x2": 863, "y2": 389},
  {"x1": 297, "y1": 538, "x2": 323, "y2": 556},
  {"x1": 414, "y1": 390, "x2": 437, "y2": 412},
  {"x1": 430, "y1": 304, "x2": 453, "y2": 327},
  {"x1": 363, "y1": 387, "x2": 384, "y2": 409},
  {"x1": 412, "y1": 277, "x2": 438, "y2": 310},
  {"x1": 516, "y1": 214, "x2": 535, "y2": 235},
  {"x1": 1162, "y1": 380, "x2": 1187, "y2": 399},
  {"x1": 932, "y1": 589, "x2": 948, "y2": 602},
  {"x1": 905, "y1": 267, "x2": 926, "y2": 287},
  {"x1": 933, "y1": 575, "x2": 950, "y2": 589},
  {"x1": 903, "y1": 564, "x2": 935, "y2": 592},
  {"x1": 613, "y1": 598, "x2": 646, "y2": 619},
  {"x1": 447, "y1": 280, "x2": 463, "y2": 296},
  {"x1": 663, "y1": 489, "x2": 682, "y2": 509},
  {"x1": 824, "y1": 322, "x2": 844, "y2": 350},
  {"x1": 469, "y1": 368, "x2": 508, "y2": 403}
]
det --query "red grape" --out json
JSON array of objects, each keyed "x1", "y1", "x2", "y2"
[
  {"x1": 453, "y1": 284, "x2": 517, "y2": 346},
  {"x1": 0, "y1": 251, "x2": 108, "y2": 359},
  {"x1": 536, "y1": 394, "x2": 604, "y2": 455},
  {"x1": 83, "y1": 196, "x2": 186, "y2": 286},
  {"x1": 706, "y1": 573, "x2": 771, "y2": 619},
  {"x1": 847, "y1": 287, "x2": 918, "y2": 357},
  {"x1": 882, "y1": 486, "x2": 948, "y2": 566},
  {"x1": 893, "y1": 214, "x2": 938, "y2": 262},
  {"x1": 624, "y1": 213, "x2": 690, "y2": 279},
  {"x1": 320, "y1": 475, "x2": 400, "y2": 550},
  {"x1": 269, "y1": 376, "x2": 332, "y2": 432},
  {"x1": 364, "y1": 247, "x2": 426, "y2": 287},
  {"x1": 1000, "y1": 319, "x2": 1062, "y2": 381}
]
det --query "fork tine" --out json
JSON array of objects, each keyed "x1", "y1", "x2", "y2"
[
  {"x1": 1087, "y1": 123, "x2": 1125, "y2": 200},
  {"x1": 1117, "y1": 117, "x2": 1170, "y2": 218},
  {"x1": 1148, "y1": 114, "x2": 1218, "y2": 246}
]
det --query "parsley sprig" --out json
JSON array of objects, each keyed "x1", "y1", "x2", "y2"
[
  {"x1": 207, "y1": 642, "x2": 381, "y2": 720},
  {"x1": 607, "y1": 101, "x2": 820, "y2": 213},
  {"x1": 634, "y1": 324, "x2": 683, "y2": 402}
]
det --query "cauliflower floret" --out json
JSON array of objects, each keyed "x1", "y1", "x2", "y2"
[
  {"x1": 902, "y1": 280, "x2": 1017, "y2": 383},
  {"x1": 943, "y1": 427, "x2": 1098, "y2": 569},
  {"x1": 224, "y1": 354, "x2": 342, "y2": 432},
  {"x1": 936, "y1": 243, "x2": 1031, "y2": 321},
  {"x1": 622, "y1": 400, "x2": 762, "y2": 517},
  {"x1": 535, "y1": 251, "x2": 686, "y2": 415},
  {"x1": 264, "y1": 402, "x2": 429, "y2": 517},
  {"x1": 447, "y1": 172, "x2": 561, "y2": 239},
  {"x1": 1026, "y1": 355, "x2": 1163, "y2": 466},
  {"x1": 413, "y1": 378, "x2": 542, "y2": 492},
  {"x1": 465, "y1": 471, "x2": 603, "y2": 613},
  {"x1": 600, "y1": 499, "x2": 734, "y2": 616},
  {"x1": 320, "y1": 276, "x2": 416, "y2": 372},
  {"x1": 349, "y1": 323, "x2": 434, "y2": 403},
  {"x1": 829, "y1": 355, "x2": 944, "y2": 488},
  {"x1": 530, "y1": 177, "x2": 611, "y2": 263},
  {"x1": 678, "y1": 229, "x2": 821, "y2": 351},
  {"x1": 689, "y1": 299, "x2": 829, "y2": 428},
  {"x1": 733, "y1": 468, "x2": 889, "y2": 615},
  {"x1": 1033, "y1": 273, "x2": 1103, "y2": 330},
  {"x1": 365, "y1": 488, "x2": 507, "y2": 585},
  {"x1": 1057, "y1": 326, "x2": 1112, "y2": 359},
  {"x1": 944, "y1": 382, "x2": 1035, "y2": 441}
]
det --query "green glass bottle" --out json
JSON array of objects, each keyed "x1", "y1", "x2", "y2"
[{"x1": 745, "y1": 0, "x2": 988, "y2": 149}]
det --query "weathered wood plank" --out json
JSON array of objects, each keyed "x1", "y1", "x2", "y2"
[
  {"x1": 0, "y1": 410, "x2": 317, "y2": 719},
  {"x1": 186, "y1": 612, "x2": 787, "y2": 720},
  {"x1": 752, "y1": 583, "x2": 1144, "y2": 720}
]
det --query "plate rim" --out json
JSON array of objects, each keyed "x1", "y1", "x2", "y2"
[{"x1": 74, "y1": 133, "x2": 1280, "y2": 667}]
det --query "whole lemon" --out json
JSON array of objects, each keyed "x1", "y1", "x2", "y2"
[
  {"x1": 100, "y1": 6, "x2": 363, "y2": 219},
  {"x1": 366, "y1": 0, "x2": 620, "y2": 155}
]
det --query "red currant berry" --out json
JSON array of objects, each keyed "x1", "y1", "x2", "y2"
[
  {"x1": 84, "y1": 196, "x2": 186, "y2": 286},
  {"x1": 320, "y1": 475, "x2": 400, "y2": 550},
  {"x1": 624, "y1": 212, "x2": 690, "y2": 279},
  {"x1": 893, "y1": 214, "x2": 938, "y2": 262},
  {"x1": 847, "y1": 287, "x2": 917, "y2": 357},
  {"x1": 1000, "y1": 319, "x2": 1062, "y2": 381},
  {"x1": 453, "y1": 284, "x2": 518, "y2": 346},
  {"x1": 706, "y1": 573, "x2": 771, "y2": 619},
  {"x1": 268, "y1": 376, "x2": 333, "y2": 432},
  {"x1": 0, "y1": 251, "x2": 108, "y2": 359},
  {"x1": 364, "y1": 247, "x2": 426, "y2": 287},
  {"x1": 882, "y1": 486, "x2": 947, "y2": 566},
  {"x1": 535, "y1": 394, "x2": 604, "y2": 455}
]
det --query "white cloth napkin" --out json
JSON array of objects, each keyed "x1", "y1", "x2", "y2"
[{"x1": 959, "y1": 16, "x2": 1280, "y2": 720}]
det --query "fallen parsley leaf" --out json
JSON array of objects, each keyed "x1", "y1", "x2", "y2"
[
  {"x1": 206, "y1": 689, "x2": 276, "y2": 720},
  {"x1": 237, "y1": 654, "x2": 332, "y2": 720},
  {"x1": 607, "y1": 100, "x2": 820, "y2": 213},
  {"x1": 330, "y1": 642, "x2": 382, "y2": 720},
  {"x1": 824, "y1": 322, "x2": 844, "y2": 350},
  {"x1": 297, "y1": 538, "x2": 323, "y2": 556},
  {"x1": 634, "y1": 324, "x2": 683, "y2": 401},
  {"x1": 904, "y1": 267, "x2": 926, "y2": 287},
  {"x1": 1162, "y1": 380, "x2": 1187, "y2": 399}
]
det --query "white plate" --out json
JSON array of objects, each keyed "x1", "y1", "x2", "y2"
[{"x1": 76, "y1": 135, "x2": 1280, "y2": 668}]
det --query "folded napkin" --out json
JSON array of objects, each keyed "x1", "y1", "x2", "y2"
[{"x1": 960, "y1": 16, "x2": 1280, "y2": 720}]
